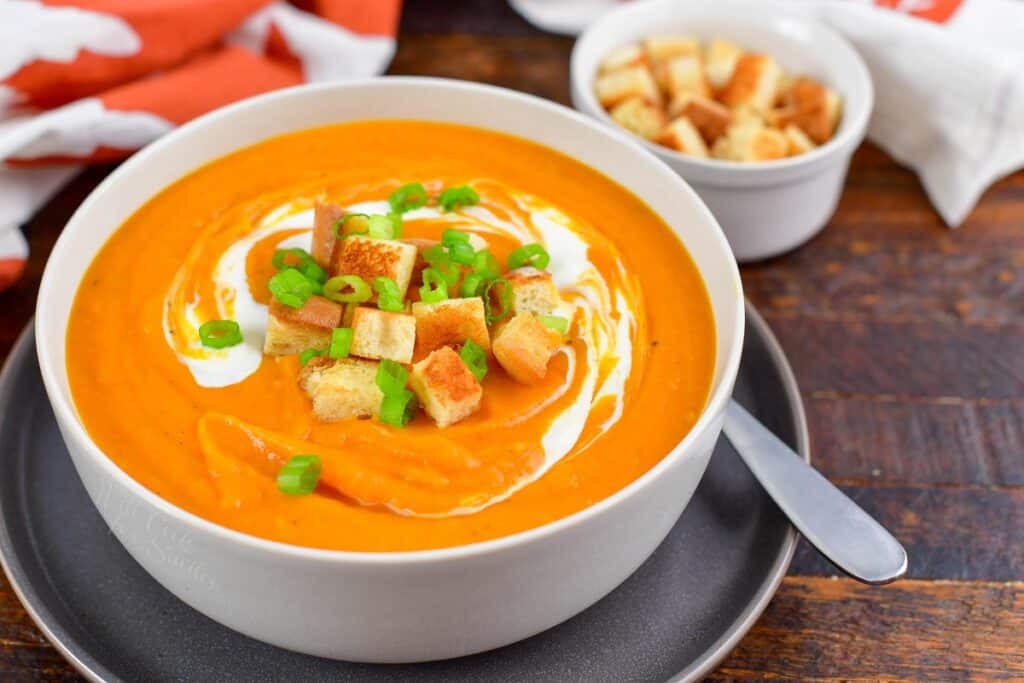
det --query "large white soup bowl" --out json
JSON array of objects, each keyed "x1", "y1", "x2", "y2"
[{"x1": 35, "y1": 78, "x2": 744, "y2": 663}]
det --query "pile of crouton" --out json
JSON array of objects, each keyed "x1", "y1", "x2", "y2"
[
  {"x1": 594, "y1": 35, "x2": 842, "y2": 161},
  {"x1": 263, "y1": 196, "x2": 568, "y2": 429}
]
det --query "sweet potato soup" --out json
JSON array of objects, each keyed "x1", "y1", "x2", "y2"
[{"x1": 66, "y1": 121, "x2": 715, "y2": 552}]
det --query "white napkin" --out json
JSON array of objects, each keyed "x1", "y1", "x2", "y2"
[{"x1": 511, "y1": 0, "x2": 1024, "y2": 227}]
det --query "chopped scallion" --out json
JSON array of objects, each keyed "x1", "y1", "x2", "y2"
[
  {"x1": 441, "y1": 229, "x2": 471, "y2": 248},
  {"x1": 323, "y1": 274, "x2": 371, "y2": 303},
  {"x1": 419, "y1": 268, "x2": 449, "y2": 304},
  {"x1": 373, "y1": 276, "x2": 404, "y2": 312},
  {"x1": 379, "y1": 390, "x2": 417, "y2": 427},
  {"x1": 507, "y1": 243, "x2": 550, "y2": 270},
  {"x1": 459, "y1": 339, "x2": 488, "y2": 382},
  {"x1": 439, "y1": 185, "x2": 480, "y2": 212},
  {"x1": 538, "y1": 315, "x2": 570, "y2": 335},
  {"x1": 328, "y1": 328, "x2": 353, "y2": 358},
  {"x1": 461, "y1": 272, "x2": 485, "y2": 298},
  {"x1": 375, "y1": 359, "x2": 409, "y2": 396},
  {"x1": 198, "y1": 320, "x2": 243, "y2": 349},
  {"x1": 268, "y1": 268, "x2": 315, "y2": 309},
  {"x1": 484, "y1": 277, "x2": 511, "y2": 325},
  {"x1": 333, "y1": 213, "x2": 370, "y2": 239},
  {"x1": 367, "y1": 213, "x2": 402, "y2": 240},
  {"x1": 299, "y1": 348, "x2": 325, "y2": 367},
  {"x1": 276, "y1": 455, "x2": 322, "y2": 495},
  {"x1": 388, "y1": 182, "x2": 428, "y2": 214},
  {"x1": 472, "y1": 249, "x2": 500, "y2": 280},
  {"x1": 448, "y1": 241, "x2": 475, "y2": 266},
  {"x1": 424, "y1": 245, "x2": 461, "y2": 286}
]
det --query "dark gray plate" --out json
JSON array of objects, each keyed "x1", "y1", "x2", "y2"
[{"x1": 0, "y1": 304, "x2": 807, "y2": 682}]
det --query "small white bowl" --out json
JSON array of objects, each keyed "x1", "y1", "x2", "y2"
[
  {"x1": 36, "y1": 78, "x2": 744, "y2": 662},
  {"x1": 571, "y1": 0, "x2": 874, "y2": 262}
]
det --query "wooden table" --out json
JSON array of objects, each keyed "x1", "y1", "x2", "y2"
[{"x1": 2, "y1": 3, "x2": 1022, "y2": 680}]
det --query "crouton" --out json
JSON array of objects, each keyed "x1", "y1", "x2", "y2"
[
  {"x1": 609, "y1": 97, "x2": 667, "y2": 140},
  {"x1": 492, "y1": 313, "x2": 563, "y2": 385},
  {"x1": 349, "y1": 306, "x2": 416, "y2": 363},
  {"x1": 298, "y1": 357, "x2": 383, "y2": 421},
  {"x1": 657, "y1": 117, "x2": 709, "y2": 157},
  {"x1": 599, "y1": 43, "x2": 647, "y2": 73},
  {"x1": 668, "y1": 93, "x2": 732, "y2": 143},
  {"x1": 642, "y1": 35, "x2": 700, "y2": 63},
  {"x1": 412, "y1": 297, "x2": 490, "y2": 356},
  {"x1": 711, "y1": 121, "x2": 787, "y2": 162},
  {"x1": 704, "y1": 38, "x2": 743, "y2": 90},
  {"x1": 333, "y1": 235, "x2": 418, "y2": 300},
  {"x1": 719, "y1": 54, "x2": 782, "y2": 112},
  {"x1": 311, "y1": 202, "x2": 342, "y2": 270},
  {"x1": 506, "y1": 267, "x2": 561, "y2": 317},
  {"x1": 409, "y1": 347, "x2": 482, "y2": 428},
  {"x1": 662, "y1": 55, "x2": 710, "y2": 98},
  {"x1": 773, "y1": 76, "x2": 841, "y2": 144},
  {"x1": 595, "y1": 66, "x2": 660, "y2": 109},
  {"x1": 783, "y1": 124, "x2": 817, "y2": 156},
  {"x1": 263, "y1": 296, "x2": 343, "y2": 356}
]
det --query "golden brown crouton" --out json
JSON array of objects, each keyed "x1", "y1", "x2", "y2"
[
  {"x1": 298, "y1": 357, "x2": 383, "y2": 421},
  {"x1": 333, "y1": 235, "x2": 418, "y2": 300},
  {"x1": 312, "y1": 202, "x2": 342, "y2": 270},
  {"x1": 263, "y1": 296, "x2": 343, "y2": 356},
  {"x1": 668, "y1": 93, "x2": 733, "y2": 143},
  {"x1": 704, "y1": 38, "x2": 743, "y2": 91},
  {"x1": 773, "y1": 76, "x2": 841, "y2": 144},
  {"x1": 783, "y1": 124, "x2": 816, "y2": 156},
  {"x1": 609, "y1": 97, "x2": 667, "y2": 140},
  {"x1": 657, "y1": 117, "x2": 709, "y2": 158},
  {"x1": 412, "y1": 297, "x2": 490, "y2": 357},
  {"x1": 662, "y1": 55, "x2": 710, "y2": 98},
  {"x1": 711, "y1": 121, "x2": 787, "y2": 162},
  {"x1": 409, "y1": 347, "x2": 483, "y2": 428},
  {"x1": 349, "y1": 306, "x2": 416, "y2": 363},
  {"x1": 719, "y1": 54, "x2": 781, "y2": 112},
  {"x1": 595, "y1": 66, "x2": 660, "y2": 109},
  {"x1": 492, "y1": 313, "x2": 563, "y2": 385},
  {"x1": 642, "y1": 35, "x2": 699, "y2": 63},
  {"x1": 506, "y1": 267, "x2": 561, "y2": 317},
  {"x1": 599, "y1": 43, "x2": 647, "y2": 73}
]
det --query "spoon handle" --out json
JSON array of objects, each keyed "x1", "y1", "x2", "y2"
[{"x1": 723, "y1": 400, "x2": 908, "y2": 584}]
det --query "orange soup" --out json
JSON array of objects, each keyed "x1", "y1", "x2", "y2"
[{"x1": 66, "y1": 121, "x2": 715, "y2": 551}]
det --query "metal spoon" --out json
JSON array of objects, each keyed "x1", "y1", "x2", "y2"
[{"x1": 722, "y1": 400, "x2": 908, "y2": 584}]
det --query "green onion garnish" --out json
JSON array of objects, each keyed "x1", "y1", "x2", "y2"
[
  {"x1": 472, "y1": 249, "x2": 500, "y2": 280},
  {"x1": 367, "y1": 213, "x2": 402, "y2": 240},
  {"x1": 538, "y1": 315, "x2": 570, "y2": 335},
  {"x1": 448, "y1": 241, "x2": 475, "y2": 266},
  {"x1": 328, "y1": 328, "x2": 353, "y2": 358},
  {"x1": 375, "y1": 359, "x2": 409, "y2": 396},
  {"x1": 461, "y1": 272, "x2": 485, "y2": 297},
  {"x1": 439, "y1": 185, "x2": 480, "y2": 212},
  {"x1": 268, "y1": 268, "x2": 315, "y2": 309},
  {"x1": 272, "y1": 248, "x2": 326, "y2": 286},
  {"x1": 198, "y1": 320, "x2": 243, "y2": 349},
  {"x1": 333, "y1": 213, "x2": 370, "y2": 239},
  {"x1": 484, "y1": 278, "x2": 511, "y2": 325},
  {"x1": 424, "y1": 245, "x2": 461, "y2": 286},
  {"x1": 323, "y1": 274, "x2": 371, "y2": 303},
  {"x1": 299, "y1": 348, "x2": 325, "y2": 367},
  {"x1": 388, "y1": 182, "x2": 428, "y2": 214},
  {"x1": 508, "y1": 243, "x2": 550, "y2": 270},
  {"x1": 419, "y1": 268, "x2": 449, "y2": 304},
  {"x1": 276, "y1": 454, "x2": 322, "y2": 496},
  {"x1": 441, "y1": 229, "x2": 471, "y2": 248},
  {"x1": 379, "y1": 390, "x2": 417, "y2": 427},
  {"x1": 459, "y1": 339, "x2": 488, "y2": 382},
  {"x1": 373, "y1": 277, "x2": 404, "y2": 312}
]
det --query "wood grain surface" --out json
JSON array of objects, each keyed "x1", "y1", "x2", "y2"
[{"x1": 1, "y1": 2, "x2": 1021, "y2": 680}]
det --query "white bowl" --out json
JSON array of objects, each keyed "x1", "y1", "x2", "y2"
[
  {"x1": 35, "y1": 78, "x2": 744, "y2": 663},
  {"x1": 571, "y1": 0, "x2": 874, "y2": 262}
]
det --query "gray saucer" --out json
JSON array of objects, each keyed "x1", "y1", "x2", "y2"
[{"x1": 0, "y1": 304, "x2": 807, "y2": 682}]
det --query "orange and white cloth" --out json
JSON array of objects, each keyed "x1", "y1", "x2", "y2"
[
  {"x1": 513, "y1": 0, "x2": 1024, "y2": 229},
  {"x1": 0, "y1": 0, "x2": 401, "y2": 292}
]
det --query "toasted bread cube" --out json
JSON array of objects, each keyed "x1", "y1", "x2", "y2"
[
  {"x1": 668, "y1": 93, "x2": 732, "y2": 143},
  {"x1": 595, "y1": 66, "x2": 660, "y2": 109},
  {"x1": 409, "y1": 347, "x2": 482, "y2": 428},
  {"x1": 334, "y1": 235, "x2": 417, "y2": 300},
  {"x1": 349, "y1": 306, "x2": 416, "y2": 363},
  {"x1": 783, "y1": 124, "x2": 816, "y2": 156},
  {"x1": 412, "y1": 297, "x2": 490, "y2": 356},
  {"x1": 600, "y1": 43, "x2": 647, "y2": 73},
  {"x1": 642, "y1": 35, "x2": 699, "y2": 63},
  {"x1": 263, "y1": 296, "x2": 343, "y2": 356},
  {"x1": 719, "y1": 54, "x2": 782, "y2": 112},
  {"x1": 657, "y1": 117, "x2": 709, "y2": 157},
  {"x1": 609, "y1": 97, "x2": 667, "y2": 140},
  {"x1": 311, "y1": 202, "x2": 342, "y2": 270},
  {"x1": 711, "y1": 121, "x2": 787, "y2": 162},
  {"x1": 774, "y1": 77, "x2": 841, "y2": 144},
  {"x1": 662, "y1": 55, "x2": 710, "y2": 98},
  {"x1": 298, "y1": 357, "x2": 383, "y2": 421},
  {"x1": 704, "y1": 38, "x2": 743, "y2": 90},
  {"x1": 492, "y1": 313, "x2": 563, "y2": 385},
  {"x1": 506, "y1": 267, "x2": 561, "y2": 317}
]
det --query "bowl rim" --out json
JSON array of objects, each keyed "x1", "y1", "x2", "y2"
[
  {"x1": 570, "y1": 0, "x2": 875, "y2": 175},
  {"x1": 36, "y1": 76, "x2": 745, "y2": 565}
]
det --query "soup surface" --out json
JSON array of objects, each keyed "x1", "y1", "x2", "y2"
[{"x1": 67, "y1": 121, "x2": 715, "y2": 551}]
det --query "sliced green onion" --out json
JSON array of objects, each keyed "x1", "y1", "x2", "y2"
[
  {"x1": 439, "y1": 185, "x2": 480, "y2": 212},
  {"x1": 273, "y1": 248, "x2": 326, "y2": 285},
  {"x1": 268, "y1": 268, "x2": 315, "y2": 309},
  {"x1": 375, "y1": 359, "x2": 409, "y2": 396},
  {"x1": 380, "y1": 390, "x2": 417, "y2": 427},
  {"x1": 328, "y1": 328, "x2": 353, "y2": 359},
  {"x1": 333, "y1": 213, "x2": 370, "y2": 239},
  {"x1": 459, "y1": 339, "x2": 488, "y2": 382},
  {"x1": 367, "y1": 213, "x2": 402, "y2": 240},
  {"x1": 423, "y1": 245, "x2": 461, "y2": 286},
  {"x1": 484, "y1": 277, "x2": 511, "y2": 325},
  {"x1": 461, "y1": 272, "x2": 485, "y2": 298},
  {"x1": 276, "y1": 454, "x2": 322, "y2": 496},
  {"x1": 419, "y1": 268, "x2": 449, "y2": 304},
  {"x1": 508, "y1": 243, "x2": 550, "y2": 270},
  {"x1": 373, "y1": 277, "x2": 404, "y2": 312},
  {"x1": 299, "y1": 348, "x2": 325, "y2": 367},
  {"x1": 538, "y1": 315, "x2": 570, "y2": 335},
  {"x1": 472, "y1": 249, "x2": 501, "y2": 280},
  {"x1": 198, "y1": 320, "x2": 243, "y2": 349},
  {"x1": 441, "y1": 229, "x2": 471, "y2": 248},
  {"x1": 323, "y1": 274, "x2": 371, "y2": 303},
  {"x1": 388, "y1": 182, "x2": 428, "y2": 214},
  {"x1": 448, "y1": 241, "x2": 475, "y2": 266}
]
